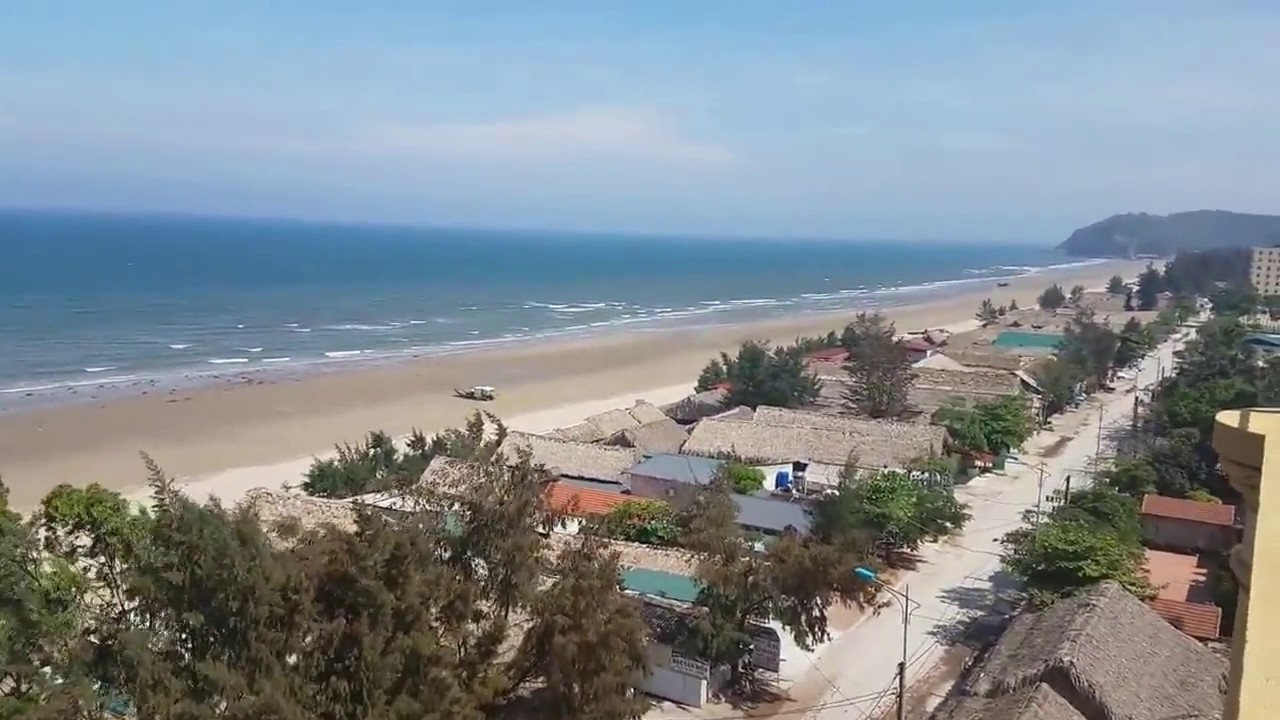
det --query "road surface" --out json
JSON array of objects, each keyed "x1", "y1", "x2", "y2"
[{"x1": 801, "y1": 335, "x2": 1185, "y2": 719}]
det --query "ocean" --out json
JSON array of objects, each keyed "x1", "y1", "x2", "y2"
[{"x1": 0, "y1": 210, "x2": 1094, "y2": 411}]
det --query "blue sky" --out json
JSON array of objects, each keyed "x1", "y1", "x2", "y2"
[{"x1": 1, "y1": 2, "x2": 1276, "y2": 241}]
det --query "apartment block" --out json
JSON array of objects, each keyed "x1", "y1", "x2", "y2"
[{"x1": 1251, "y1": 247, "x2": 1280, "y2": 296}]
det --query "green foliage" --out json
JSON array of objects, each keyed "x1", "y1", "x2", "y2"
[
  {"x1": 1069, "y1": 284, "x2": 1085, "y2": 305},
  {"x1": 1106, "y1": 275, "x2": 1127, "y2": 294},
  {"x1": 1057, "y1": 210, "x2": 1280, "y2": 257},
  {"x1": 1056, "y1": 310, "x2": 1119, "y2": 388},
  {"x1": 1113, "y1": 316, "x2": 1153, "y2": 369},
  {"x1": 1050, "y1": 486, "x2": 1143, "y2": 545},
  {"x1": 303, "y1": 429, "x2": 423, "y2": 498},
  {"x1": 976, "y1": 298, "x2": 999, "y2": 326},
  {"x1": 722, "y1": 462, "x2": 765, "y2": 494},
  {"x1": 1001, "y1": 518, "x2": 1152, "y2": 608},
  {"x1": 935, "y1": 395, "x2": 1033, "y2": 456},
  {"x1": 1, "y1": 417, "x2": 653, "y2": 718},
  {"x1": 1008, "y1": 298, "x2": 1019, "y2": 311},
  {"x1": 1103, "y1": 457, "x2": 1158, "y2": 498},
  {"x1": 840, "y1": 312, "x2": 914, "y2": 418},
  {"x1": 813, "y1": 470, "x2": 970, "y2": 555},
  {"x1": 1033, "y1": 357, "x2": 1085, "y2": 417},
  {"x1": 1162, "y1": 247, "x2": 1253, "y2": 297},
  {"x1": 1136, "y1": 263, "x2": 1165, "y2": 310},
  {"x1": 1209, "y1": 286, "x2": 1260, "y2": 317},
  {"x1": 590, "y1": 499, "x2": 680, "y2": 546},
  {"x1": 696, "y1": 340, "x2": 822, "y2": 409},
  {"x1": 1037, "y1": 283, "x2": 1067, "y2": 310}
]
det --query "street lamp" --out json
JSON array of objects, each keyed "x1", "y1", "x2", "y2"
[{"x1": 854, "y1": 567, "x2": 919, "y2": 720}]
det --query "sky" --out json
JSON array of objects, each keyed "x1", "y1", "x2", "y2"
[{"x1": 0, "y1": 1, "x2": 1277, "y2": 241}]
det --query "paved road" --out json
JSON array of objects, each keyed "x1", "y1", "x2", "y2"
[{"x1": 802, "y1": 336, "x2": 1185, "y2": 719}]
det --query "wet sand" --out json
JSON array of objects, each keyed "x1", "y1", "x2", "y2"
[{"x1": 0, "y1": 260, "x2": 1147, "y2": 511}]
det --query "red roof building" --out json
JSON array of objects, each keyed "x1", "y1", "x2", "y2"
[
  {"x1": 1140, "y1": 495, "x2": 1238, "y2": 554},
  {"x1": 545, "y1": 481, "x2": 634, "y2": 516},
  {"x1": 805, "y1": 348, "x2": 849, "y2": 363},
  {"x1": 1140, "y1": 495, "x2": 1237, "y2": 526},
  {"x1": 1143, "y1": 548, "x2": 1223, "y2": 640}
]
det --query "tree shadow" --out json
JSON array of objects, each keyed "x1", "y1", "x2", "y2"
[
  {"x1": 926, "y1": 570, "x2": 1022, "y2": 648},
  {"x1": 717, "y1": 671, "x2": 787, "y2": 711}
]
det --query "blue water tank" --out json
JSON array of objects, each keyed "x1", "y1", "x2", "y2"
[{"x1": 775, "y1": 470, "x2": 792, "y2": 491}]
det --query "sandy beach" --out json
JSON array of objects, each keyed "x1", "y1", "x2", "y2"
[{"x1": 0, "y1": 260, "x2": 1148, "y2": 511}]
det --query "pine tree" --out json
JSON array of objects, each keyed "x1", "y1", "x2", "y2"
[
  {"x1": 975, "y1": 298, "x2": 999, "y2": 326},
  {"x1": 840, "y1": 313, "x2": 914, "y2": 418}
]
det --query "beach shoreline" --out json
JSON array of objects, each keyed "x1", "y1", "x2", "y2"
[{"x1": 0, "y1": 259, "x2": 1148, "y2": 512}]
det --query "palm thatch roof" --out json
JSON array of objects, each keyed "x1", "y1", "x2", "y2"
[
  {"x1": 937, "y1": 683, "x2": 1085, "y2": 720},
  {"x1": 940, "y1": 582, "x2": 1225, "y2": 720},
  {"x1": 662, "y1": 388, "x2": 729, "y2": 423},
  {"x1": 499, "y1": 431, "x2": 642, "y2": 484},
  {"x1": 238, "y1": 489, "x2": 359, "y2": 546},
  {"x1": 605, "y1": 417, "x2": 690, "y2": 455},
  {"x1": 683, "y1": 406, "x2": 947, "y2": 467},
  {"x1": 941, "y1": 349, "x2": 1030, "y2": 371},
  {"x1": 914, "y1": 366, "x2": 1024, "y2": 396},
  {"x1": 546, "y1": 401, "x2": 673, "y2": 442}
]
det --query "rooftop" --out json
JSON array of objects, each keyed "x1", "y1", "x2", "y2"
[
  {"x1": 545, "y1": 481, "x2": 635, "y2": 517},
  {"x1": 732, "y1": 493, "x2": 812, "y2": 534},
  {"x1": 626, "y1": 453, "x2": 723, "y2": 486},
  {"x1": 1144, "y1": 548, "x2": 1221, "y2": 640},
  {"x1": 605, "y1": 417, "x2": 689, "y2": 455},
  {"x1": 546, "y1": 400, "x2": 671, "y2": 442},
  {"x1": 661, "y1": 388, "x2": 728, "y2": 423},
  {"x1": 1141, "y1": 494, "x2": 1237, "y2": 527},
  {"x1": 680, "y1": 406, "x2": 947, "y2": 468},
  {"x1": 499, "y1": 431, "x2": 642, "y2": 484},
  {"x1": 936, "y1": 581, "x2": 1226, "y2": 720}
]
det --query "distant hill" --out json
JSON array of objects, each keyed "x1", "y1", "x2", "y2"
[{"x1": 1058, "y1": 210, "x2": 1280, "y2": 257}]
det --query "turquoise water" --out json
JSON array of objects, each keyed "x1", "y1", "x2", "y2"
[
  {"x1": 993, "y1": 330, "x2": 1065, "y2": 349},
  {"x1": 621, "y1": 567, "x2": 701, "y2": 602},
  {"x1": 0, "y1": 209, "x2": 1097, "y2": 411}
]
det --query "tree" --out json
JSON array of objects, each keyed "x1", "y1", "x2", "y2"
[
  {"x1": 589, "y1": 499, "x2": 680, "y2": 546},
  {"x1": 840, "y1": 313, "x2": 914, "y2": 418},
  {"x1": 1103, "y1": 457, "x2": 1158, "y2": 498},
  {"x1": 813, "y1": 470, "x2": 969, "y2": 556},
  {"x1": 303, "y1": 429, "x2": 430, "y2": 498},
  {"x1": 1056, "y1": 311, "x2": 1118, "y2": 388},
  {"x1": 696, "y1": 341, "x2": 821, "y2": 409},
  {"x1": 1136, "y1": 263, "x2": 1164, "y2": 310},
  {"x1": 1008, "y1": 298, "x2": 1019, "y2": 311},
  {"x1": 1002, "y1": 518, "x2": 1151, "y2": 607},
  {"x1": 513, "y1": 535, "x2": 650, "y2": 720},
  {"x1": 1050, "y1": 485, "x2": 1142, "y2": 545},
  {"x1": 1112, "y1": 317, "x2": 1150, "y2": 369},
  {"x1": 722, "y1": 462, "x2": 765, "y2": 494},
  {"x1": 1037, "y1": 283, "x2": 1067, "y2": 310},
  {"x1": 976, "y1": 298, "x2": 999, "y2": 326},
  {"x1": 1033, "y1": 357, "x2": 1084, "y2": 417},
  {"x1": 1106, "y1": 275, "x2": 1127, "y2": 294},
  {"x1": 1069, "y1": 284, "x2": 1085, "y2": 305}
]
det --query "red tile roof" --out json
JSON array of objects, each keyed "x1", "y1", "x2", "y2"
[
  {"x1": 903, "y1": 338, "x2": 934, "y2": 352},
  {"x1": 1148, "y1": 597, "x2": 1222, "y2": 640},
  {"x1": 1140, "y1": 494, "x2": 1236, "y2": 527},
  {"x1": 546, "y1": 482, "x2": 632, "y2": 516},
  {"x1": 806, "y1": 348, "x2": 849, "y2": 362}
]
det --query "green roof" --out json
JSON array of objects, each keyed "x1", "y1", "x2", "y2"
[{"x1": 621, "y1": 567, "x2": 701, "y2": 603}]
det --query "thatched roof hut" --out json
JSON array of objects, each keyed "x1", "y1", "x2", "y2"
[
  {"x1": 935, "y1": 582, "x2": 1225, "y2": 720},
  {"x1": 499, "y1": 431, "x2": 641, "y2": 484},
  {"x1": 605, "y1": 417, "x2": 690, "y2": 455},
  {"x1": 939, "y1": 683, "x2": 1084, "y2": 720},
  {"x1": 238, "y1": 489, "x2": 359, "y2": 545},
  {"x1": 940, "y1": 349, "x2": 1028, "y2": 372},
  {"x1": 683, "y1": 406, "x2": 946, "y2": 468},
  {"x1": 547, "y1": 400, "x2": 674, "y2": 442},
  {"x1": 662, "y1": 388, "x2": 729, "y2": 423}
]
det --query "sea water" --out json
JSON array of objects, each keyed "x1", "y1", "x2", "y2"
[{"x1": 0, "y1": 209, "x2": 1097, "y2": 410}]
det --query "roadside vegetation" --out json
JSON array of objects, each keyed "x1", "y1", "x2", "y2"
[{"x1": 1001, "y1": 279, "x2": 1279, "y2": 610}]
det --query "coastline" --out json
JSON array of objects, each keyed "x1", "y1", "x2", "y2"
[{"x1": 0, "y1": 259, "x2": 1148, "y2": 511}]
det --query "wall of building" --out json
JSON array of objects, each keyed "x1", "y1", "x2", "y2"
[
  {"x1": 1141, "y1": 515, "x2": 1236, "y2": 553},
  {"x1": 1251, "y1": 247, "x2": 1280, "y2": 296},
  {"x1": 1213, "y1": 408, "x2": 1280, "y2": 720},
  {"x1": 627, "y1": 472, "x2": 700, "y2": 506}
]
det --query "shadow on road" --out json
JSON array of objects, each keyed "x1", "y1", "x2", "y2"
[{"x1": 926, "y1": 569, "x2": 1022, "y2": 648}]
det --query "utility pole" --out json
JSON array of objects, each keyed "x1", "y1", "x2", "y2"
[
  {"x1": 1063, "y1": 475, "x2": 1073, "y2": 505},
  {"x1": 897, "y1": 584, "x2": 909, "y2": 720},
  {"x1": 1034, "y1": 463, "x2": 1046, "y2": 527},
  {"x1": 1095, "y1": 406, "x2": 1104, "y2": 458}
]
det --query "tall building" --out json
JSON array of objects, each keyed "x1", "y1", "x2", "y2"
[{"x1": 1250, "y1": 247, "x2": 1280, "y2": 296}]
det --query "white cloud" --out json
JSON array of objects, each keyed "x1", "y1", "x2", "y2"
[{"x1": 356, "y1": 107, "x2": 735, "y2": 165}]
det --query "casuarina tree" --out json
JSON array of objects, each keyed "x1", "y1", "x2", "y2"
[{"x1": 840, "y1": 313, "x2": 914, "y2": 418}]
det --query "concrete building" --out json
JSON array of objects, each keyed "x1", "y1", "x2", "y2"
[
  {"x1": 1213, "y1": 408, "x2": 1280, "y2": 720},
  {"x1": 1140, "y1": 494, "x2": 1238, "y2": 553},
  {"x1": 1250, "y1": 246, "x2": 1280, "y2": 296}
]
